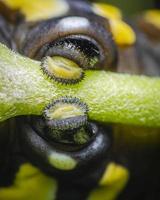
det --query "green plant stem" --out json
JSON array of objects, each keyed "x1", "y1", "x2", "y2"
[{"x1": 0, "y1": 43, "x2": 160, "y2": 127}]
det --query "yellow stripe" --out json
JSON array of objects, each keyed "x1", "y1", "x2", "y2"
[
  {"x1": 92, "y1": 3, "x2": 136, "y2": 46},
  {"x1": 2, "y1": 0, "x2": 69, "y2": 21},
  {"x1": 144, "y1": 9, "x2": 160, "y2": 29},
  {"x1": 88, "y1": 162, "x2": 129, "y2": 200},
  {"x1": 0, "y1": 163, "x2": 57, "y2": 200},
  {"x1": 109, "y1": 19, "x2": 136, "y2": 46},
  {"x1": 93, "y1": 3, "x2": 122, "y2": 20}
]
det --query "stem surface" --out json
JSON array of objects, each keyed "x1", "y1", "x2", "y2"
[{"x1": 0, "y1": 43, "x2": 160, "y2": 127}]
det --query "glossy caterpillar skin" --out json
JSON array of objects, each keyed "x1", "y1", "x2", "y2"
[{"x1": 0, "y1": 0, "x2": 160, "y2": 200}]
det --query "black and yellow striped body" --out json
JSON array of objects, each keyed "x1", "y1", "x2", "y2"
[{"x1": 0, "y1": 0, "x2": 160, "y2": 200}]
